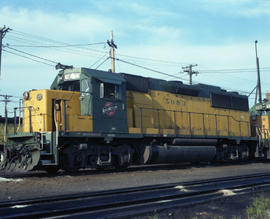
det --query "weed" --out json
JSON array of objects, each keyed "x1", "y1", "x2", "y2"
[
  {"x1": 147, "y1": 212, "x2": 159, "y2": 219},
  {"x1": 246, "y1": 195, "x2": 270, "y2": 218}
]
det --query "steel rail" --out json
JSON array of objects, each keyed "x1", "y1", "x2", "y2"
[
  {"x1": 62, "y1": 184, "x2": 270, "y2": 219},
  {"x1": 1, "y1": 172, "x2": 270, "y2": 218}
]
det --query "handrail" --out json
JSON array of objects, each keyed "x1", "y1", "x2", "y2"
[
  {"x1": 135, "y1": 106, "x2": 249, "y2": 123},
  {"x1": 137, "y1": 106, "x2": 250, "y2": 137},
  {"x1": 12, "y1": 106, "x2": 33, "y2": 134}
]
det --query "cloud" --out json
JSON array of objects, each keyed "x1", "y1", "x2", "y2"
[
  {"x1": 238, "y1": 6, "x2": 270, "y2": 16},
  {"x1": 200, "y1": 0, "x2": 270, "y2": 17},
  {"x1": 0, "y1": 6, "x2": 113, "y2": 42},
  {"x1": 127, "y1": 2, "x2": 180, "y2": 18}
]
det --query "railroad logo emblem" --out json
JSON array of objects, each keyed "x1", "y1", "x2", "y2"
[{"x1": 102, "y1": 102, "x2": 118, "y2": 116}]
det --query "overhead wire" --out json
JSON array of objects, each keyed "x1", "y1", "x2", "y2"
[
  {"x1": 199, "y1": 67, "x2": 270, "y2": 72},
  {"x1": 5, "y1": 29, "x2": 269, "y2": 97},
  {"x1": 114, "y1": 57, "x2": 267, "y2": 96},
  {"x1": 7, "y1": 30, "x2": 270, "y2": 75},
  {"x1": 95, "y1": 57, "x2": 110, "y2": 70},
  {"x1": 114, "y1": 57, "x2": 189, "y2": 82},
  {"x1": 117, "y1": 53, "x2": 188, "y2": 66},
  {"x1": 3, "y1": 49, "x2": 55, "y2": 67},
  {"x1": 8, "y1": 29, "x2": 270, "y2": 74},
  {"x1": 90, "y1": 53, "x2": 108, "y2": 68},
  {"x1": 6, "y1": 42, "x2": 106, "y2": 48},
  {"x1": 4, "y1": 45, "x2": 58, "y2": 64},
  {"x1": 10, "y1": 30, "x2": 107, "y2": 55},
  {"x1": 6, "y1": 32, "x2": 106, "y2": 64}
]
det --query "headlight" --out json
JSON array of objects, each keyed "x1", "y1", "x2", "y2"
[
  {"x1": 23, "y1": 91, "x2": 30, "y2": 100},
  {"x1": 37, "y1": 93, "x2": 43, "y2": 101}
]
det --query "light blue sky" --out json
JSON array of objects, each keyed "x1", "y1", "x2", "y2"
[{"x1": 0, "y1": 0, "x2": 269, "y2": 115}]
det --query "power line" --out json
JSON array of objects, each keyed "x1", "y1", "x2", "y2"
[
  {"x1": 115, "y1": 57, "x2": 264, "y2": 96},
  {"x1": 7, "y1": 29, "x2": 270, "y2": 75},
  {"x1": 5, "y1": 42, "x2": 106, "y2": 48},
  {"x1": 4, "y1": 28, "x2": 269, "y2": 97},
  {"x1": 7, "y1": 34, "x2": 106, "y2": 57},
  {"x1": 95, "y1": 57, "x2": 110, "y2": 70},
  {"x1": 200, "y1": 70, "x2": 270, "y2": 74},
  {"x1": 199, "y1": 67, "x2": 270, "y2": 72},
  {"x1": 10, "y1": 30, "x2": 106, "y2": 55},
  {"x1": 11, "y1": 30, "x2": 184, "y2": 66},
  {"x1": 90, "y1": 53, "x2": 108, "y2": 68},
  {"x1": 8, "y1": 29, "x2": 189, "y2": 68},
  {"x1": 3, "y1": 49, "x2": 55, "y2": 67},
  {"x1": 115, "y1": 57, "x2": 188, "y2": 81},
  {"x1": 4, "y1": 45, "x2": 58, "y2": 64}
]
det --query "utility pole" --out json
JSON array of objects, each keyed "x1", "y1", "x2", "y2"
[
  {"x1": 182, "y1": 64, "x2": 198, "y2": 85},
  {"x1": 0, "y1": 26, "x2": 10, "y2": 79},
  {"x1": 255, "y1": 40, "x2": 262, "y2": 104},
  {"x1": 107, "y1": 31, "x2": 117, "y2": 73},
  {"x1": 0, "y1": 94, "x2": 12, "y2": 144}
]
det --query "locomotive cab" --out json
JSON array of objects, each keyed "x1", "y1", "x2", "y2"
[{"x1": 52, "y1": 67, "x2": 128, "y2": 134}]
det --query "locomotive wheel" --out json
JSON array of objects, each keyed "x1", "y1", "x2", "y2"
[{"x1": 112, "y1": 155, "x2": 129, "y2": 170}]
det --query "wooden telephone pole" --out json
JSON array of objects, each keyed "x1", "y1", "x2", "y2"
[
  {"x1": 0, "y1": 94, "x2": 12, "y2": 144},
  {"x1": 182, "y1": 64, "x2": 199, "y2": 85},
  {"x1": 255, "y1": 40, "x2": 262, "y2": 104},
  {"x1": 0, "y1": 26, "x2": 10, "y2": 79},
  {"x1": 107, "y1": 31, "x2": 117, "y2": 73}
]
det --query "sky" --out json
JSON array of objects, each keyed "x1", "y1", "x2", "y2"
[{"x1": 0, "y1": 0, "x2": 269, "y2": 116}]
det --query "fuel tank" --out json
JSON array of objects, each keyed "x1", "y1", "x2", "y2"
[
  {"x1": 143, "y1": 145, "x2": 216, "y2": 164},
  {"x1": 172, "y1": 138, "x2": 217, "y2": 146}
]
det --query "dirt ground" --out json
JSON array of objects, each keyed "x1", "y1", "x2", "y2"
[{"x1": 0, "y1": 162, "x2": 270, "y2": 218}]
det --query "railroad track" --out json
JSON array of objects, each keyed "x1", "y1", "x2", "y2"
[{"x1": 1, "y1": 172, "x2": 270, "y2": 218}]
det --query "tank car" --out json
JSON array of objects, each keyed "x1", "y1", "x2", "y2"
[{"x1": 1, "y1": 67, "x2": 263, "y2": 172}]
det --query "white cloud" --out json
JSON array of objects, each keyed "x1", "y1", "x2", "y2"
[
  {"x1": 201, "y1": 0, "x2": 270, "y2": 17},
  {"x1": 238, "y1": 6, "x2": 270, "y2": 16},
  {"x1": 0, "y1": 7, "x2": 111, "y2": 41},
  {"x1": 128, "y1": 2, "x2": 180, "y2": 18}
]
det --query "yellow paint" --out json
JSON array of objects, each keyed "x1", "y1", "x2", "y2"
[
  {"x1": 22, "y1": 90, "x2": 92, "y2": 133},
  {"x1": 127, "y1": 90, "x2": 250, "y2": 137},
  {"x1": 260, "y1": 115, "x2": 270, "y2": 139}
]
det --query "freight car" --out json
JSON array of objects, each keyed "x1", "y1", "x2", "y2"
[{"x1": 0, "y1": 67, "x2": 266, "y2": 173}]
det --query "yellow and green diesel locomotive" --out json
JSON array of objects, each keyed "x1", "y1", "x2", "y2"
[
  {"x1": 1, "y1": 67, "x2": 264, "y2": 172},
  {"x1": 251, "y1": 95, "x2": 270, "y2": 157}
]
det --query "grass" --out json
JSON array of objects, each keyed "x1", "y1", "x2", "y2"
[
  {"x1": 147, "y1": 212, "x2": 159, "y2": 219},
  {"x1": 246, "y1": 195, "x2": 270, "y2": 219}
]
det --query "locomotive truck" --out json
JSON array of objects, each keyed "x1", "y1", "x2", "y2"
[{"x1": 0, "y1": 67, "x2": 268, "y2": 173}]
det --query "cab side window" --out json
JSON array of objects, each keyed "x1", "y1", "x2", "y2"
[{"x1": 100, "y1": 82, "x2": 120, "y2": 100}]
